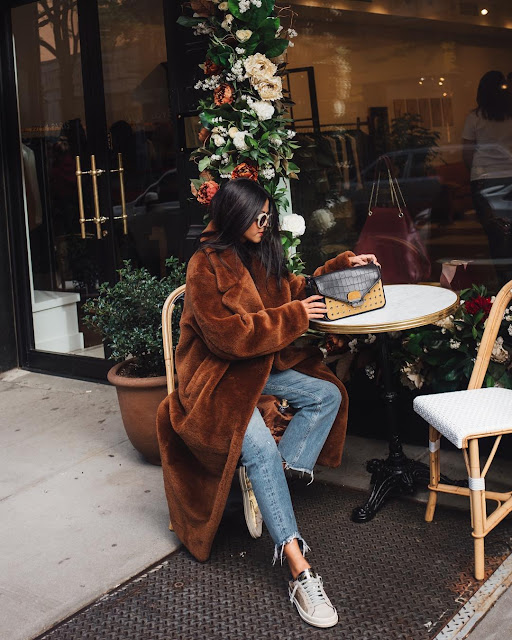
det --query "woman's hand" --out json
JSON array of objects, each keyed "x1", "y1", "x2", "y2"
[
  {"x1": 349, "y1": 254, "x2": 381, "y2": 267},
  {"x1": 300, "y1": 295, "x2": 327, "y2": 319}
]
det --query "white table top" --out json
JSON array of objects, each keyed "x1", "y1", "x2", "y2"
[{"x1": 310, "y1": 284, "x2": 459, "y2": 335}]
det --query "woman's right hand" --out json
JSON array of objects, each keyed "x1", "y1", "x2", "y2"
[{"x1": 301, "y1": 295, "x2": 327, "y2": 319}]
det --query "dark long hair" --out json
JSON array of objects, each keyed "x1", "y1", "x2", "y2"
[
  {"x1": 200, "y1": 178, "x2": 286, "y2": 286},
  {"x1": 476, "y1": 70, "x2": 512, "y2": 121}
]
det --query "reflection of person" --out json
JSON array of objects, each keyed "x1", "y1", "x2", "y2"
[
  {"x1": 463, "y1": 70, "x2": 512, "y2": 285},
  {"x1": 157, "y1": 178, "x2": 378, "y2": 629}
]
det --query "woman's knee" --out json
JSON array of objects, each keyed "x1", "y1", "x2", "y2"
[{"x1": 317, "y1": 380, "x2": 342, "y2": 411}]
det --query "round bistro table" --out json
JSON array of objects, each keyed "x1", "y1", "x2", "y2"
[{"x1": 310, "y1": 284, "x2": 459, "y2": 523}]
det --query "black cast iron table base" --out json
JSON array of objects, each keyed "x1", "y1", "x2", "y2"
[
  {"x1": 351, "y1": 449, "x2": 463, "y2": 523},
  {"x1": 351, "y1": 333, "x2": 465, "y2": 524}
]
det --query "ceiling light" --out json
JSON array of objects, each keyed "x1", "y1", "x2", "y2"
[
  {"x1": 440, "y1": 77, "x2": 445, "y2": 81},
  {"x1": 442, "y1": 92, "x2": 448, "y2": 97},
  {"x1": 480, "y1": 8, "x2": 488, "y2": 15},
  {"x1": 439, "y1": 81, "x2": 443, "y2": 85},
  {"x1": 419, "y1": 81, "x2": 423, "y2": 85}
]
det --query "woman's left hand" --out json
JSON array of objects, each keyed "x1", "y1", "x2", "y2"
[{"x1": 349, "y1": 254, "x2": 380, "y2": 267}]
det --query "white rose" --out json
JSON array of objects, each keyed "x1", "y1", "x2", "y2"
[
  {"x1": 228, "y1": 126, "x2": 239, "y2": 139},
  {"x1": 218, "y1": 1, "x2": 229, "y2": 9},
  {"x1": 253, "y1": 76, "x2": 283, "y2": 101},
  {"x1": 212, "y1": 133, "x2": 226, "y2": 147},
  {"x1": 221, "y1": 14, "x2": 234, "y2": 30},
  {"x1": 251, "y1": 100, "x2": 274, "y2": 121},
  {"x1": 233, "y1": 131, "x2": 249, "y2": 151},
  {"x1": 280, "y1": 213, "x2": 306, "y2": 237},
  {"x1": 311, "y1": 208, "x2": 335, "y2": 233},
  {"x1": 236, "y1": 29, "x2": 253, "y2": 42},
  {"x1": 244, "y1": 53, "x2": 277, "y2": 81}
]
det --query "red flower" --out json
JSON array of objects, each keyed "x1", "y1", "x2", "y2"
[
  {"x1": 464, "y1": 295, "x2": 492, "y2": 318},
  {"x1": 231, "y1": 163, "x2": 258, "y2": 181},
  {"x1": 196, "y1": 180, "x2": 220, "y2": 205},
  {"x1": 204, "y1": 59, "x2": 223, "y2": 76},
  {"x1": 213, "y1": 83, "x2": 235, "y2": 106}
]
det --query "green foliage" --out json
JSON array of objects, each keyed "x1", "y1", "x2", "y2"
[
  {"x1": 390, "y1": 113, "x2": 440, "y2": 173},
  {"x1": 82, "y1": 259, "x2": 186, "y2": 378},
  {"x1": 393, "y1": 284, "x2": 512, "y2": 392}
]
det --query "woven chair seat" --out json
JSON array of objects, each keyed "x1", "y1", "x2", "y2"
[{"x1": 413, "y1": 387, "x2": 512, "y2": 449}]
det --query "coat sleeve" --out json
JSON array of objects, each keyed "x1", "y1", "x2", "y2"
[
  {"x1": 287, "y1": 250, "x2": 356, "y2": 300},
  {"x1": 187, "y1": 269, "x2": 310, "y2": 361}
]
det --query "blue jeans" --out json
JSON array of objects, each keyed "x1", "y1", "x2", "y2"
[{"x1": 239, "y1": 368, "x2": 342, "y2": 563}]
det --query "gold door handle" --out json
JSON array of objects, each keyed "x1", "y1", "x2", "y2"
[
  {"x1": 75, "y1": 154, "x2": 107, "y2": 239},
  {"x1": 110, "y1": 153, "x2": 128, "y2": 235}
]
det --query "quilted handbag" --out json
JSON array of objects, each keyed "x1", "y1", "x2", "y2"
[{"x1": 305, "y1": 263, "x2": 386, "y2": 321}]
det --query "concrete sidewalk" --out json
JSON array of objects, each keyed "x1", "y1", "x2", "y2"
[{"x1": 0, "y1": 368, "x2": 511, "y2": 640}]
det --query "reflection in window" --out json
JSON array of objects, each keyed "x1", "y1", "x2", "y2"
[{"x1": 286, "y1": 2, "x2": 512, "y2": 291}]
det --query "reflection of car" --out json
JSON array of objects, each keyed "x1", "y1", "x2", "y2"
[{"x1": 113, "y1": 168, "x2": 180, "y2": 219}]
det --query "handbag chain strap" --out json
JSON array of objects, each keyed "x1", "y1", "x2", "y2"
[{"x1": 368, "y1": 156, "x2": 406, "y2": 218}]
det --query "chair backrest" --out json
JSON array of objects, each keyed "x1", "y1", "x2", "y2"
[
  {"x1": 468, "y1": 279, "x2": 512, "y2": 390},
  {"x1": 162, "y1": 284, "x2": 186, "y2": 394}
]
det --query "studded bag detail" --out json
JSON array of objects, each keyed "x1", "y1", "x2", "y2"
[{"x1": 305, "y1": 264, "x2": 386, "y2": 321}]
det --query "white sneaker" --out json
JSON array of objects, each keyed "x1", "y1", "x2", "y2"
[
  {"x1": 289, "y1": 569, "x2": 339, "y2": 628},
  {"x1": 238, "y1": 466, "x2": 263, "y2": 539}
]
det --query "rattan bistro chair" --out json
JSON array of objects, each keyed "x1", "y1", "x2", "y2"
[
  {"x1": 161, "y1": 284, "x2": 186, "y2": 532},
  {"x1": 413, "y1": 279, "x2": 512, "y2": 580}
]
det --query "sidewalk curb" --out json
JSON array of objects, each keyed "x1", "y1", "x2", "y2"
[{"x1": 434, "y1": 552, "x2": 512, "y2": 639}]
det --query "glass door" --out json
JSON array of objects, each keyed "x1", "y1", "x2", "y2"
[{"x1": 10, "y1": 0, "x2": 182, "y2": 378}]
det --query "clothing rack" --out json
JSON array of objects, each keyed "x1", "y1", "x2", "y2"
[{"x1": 295, "y1": 117, "x2": 370, "y2": 133}]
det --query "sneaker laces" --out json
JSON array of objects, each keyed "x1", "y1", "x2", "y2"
[{"x1": 290, "y1": 573, "x2": 327, "y2": 606}]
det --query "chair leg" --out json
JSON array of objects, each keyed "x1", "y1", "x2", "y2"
[
  {"x1": 425, "y1": 425, "x2": 441, "y2": 522},
  {"x1": 468, "y1": 438, "x2": 486, "y2": 580},
  {"x1": 169, "y1": 520, "x2": 174, "y2": 531}
]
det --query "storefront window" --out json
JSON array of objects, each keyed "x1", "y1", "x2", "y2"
[{"x1": 286, "y1": 1, "x2": 512, "y2": 291}]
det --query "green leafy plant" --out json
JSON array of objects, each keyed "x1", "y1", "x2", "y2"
[
  {"x1": 82, "y1": 258, "x2": 186, "y2": 378},
  {"x1": 179, "y1": 0, "x2": 306, "y2": 272},
  {"x1": 393, "y1": 284, "x2": 512, "y2": 392},
  {"x1": 390, "y1": 113, "x2": 440, "y2": 174}
]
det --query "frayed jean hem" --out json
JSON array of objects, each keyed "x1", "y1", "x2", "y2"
[
  {"x1": 283, "y1": 461, "x2": 315, "y2": 485},
  {"x1": 272, "y1": 532, "x2": 310, "y2": 566}
]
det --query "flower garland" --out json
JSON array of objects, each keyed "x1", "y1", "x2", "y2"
[{"x1": 178, "y1": 0, "x2": 306, "y2": 272}]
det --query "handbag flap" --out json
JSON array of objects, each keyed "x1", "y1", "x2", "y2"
[{"x1": 313, "y1": 264, "x2": 381, "y2": 305}]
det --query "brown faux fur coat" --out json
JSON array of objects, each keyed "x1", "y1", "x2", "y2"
[{"x1": 156, "y1": 239, "x2": 355, "y2": 562}]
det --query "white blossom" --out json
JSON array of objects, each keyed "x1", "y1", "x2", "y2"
[
  {"x1": 261, "y1": 166, "x2": 275, "y2": 180},
  {"x1": 212, "y1": 134, "x2": 226, "y2": 147},
  {"x1": 435, "y1": 315, "x2": 455, "y2": 331},
  {"x1": 348, "y1": 338, "x2": 358, "y2": 354},
  {"x1": 491, "y1": 336, "x2": 509, "y2": 363},
  {"x1": 287, "y1": 28, "x2": 298, "y2": 38},
  {"x1": 221, "y1": 14, "x2": 234, "y2": 30},
  {"x1": 236, "y1": 29, "x2": 253, "y2": 42},
  {"x1": 218, "y1": 1, "x2": 229, "y2": 9},
  {"x1": 269, "y1": 136, "x2": 282, "y2": 147},
  {"x1": 252, "y1": 100, "x2": 274, "y2": 121},
  {"x1": 287, "y1": 41, "x2": 294, "y2": 47},
  {"x1": 364, "y1": 334, "x2": 376, "y2": 344},
  {"x1": 365, "y1": 365, "x2": 375, "y2": 380},
  {"x1": 280, "y1": 213, "x2": 306, "y2": 237},
  {"x1": 194, "y1": 75, "x2": 221, "y2": 91},
  {"x1": 286, "y1": 129, "x2": 296, "y2": 139},
  {"x1": 228, "y1": 126, "x2": 239, "y2": 138},
  {"x1": 508, "y1": 324, "x2": 512, "y2": 336},
  {"x1": 193, "y1": 22, "x2": 214, "y2": 36},
  {"x1": 233, "y1": 131, "x2": 249, "y2": 151},
  {"x1": 235, "y1": 47, "x2": 246, "y2": 54},
  {"x1": 220, "y1": 173, "x2": 231, "y2": 179},
  {"x1": 449, "y1": 339, "x2": 461, "y2": 349},
  {"x1": 210, "y1": 154, "x2": 221, "y2": 161},
  {"x1": 400, "y1": 361, "x2": 425, "y2": 390}
]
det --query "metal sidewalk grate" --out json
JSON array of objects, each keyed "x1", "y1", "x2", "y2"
[{"x1": 38, "y1": 481, "x2": 512, "y2": 640}]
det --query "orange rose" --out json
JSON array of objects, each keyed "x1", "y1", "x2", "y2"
[
  {"x1": 213, "y1": 83, "x2": 235, "y2": 106},
  {"x1": 197, "y1": 180, "x2": 220, "y2": 205},
  {"x1": 204, "y1": 59, "x2": 223, "y2": 76},
  {"x1": 231, "y1": 163, "x2": 258, "y2": 181}
]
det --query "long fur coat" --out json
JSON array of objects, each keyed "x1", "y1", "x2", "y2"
[{"x1": 156, "y1": 240, "x2": 355, "y2": 562}]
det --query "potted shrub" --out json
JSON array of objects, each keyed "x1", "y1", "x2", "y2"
[{"x1": 83, "y1": 258, "x2": 186, "y2": 464}]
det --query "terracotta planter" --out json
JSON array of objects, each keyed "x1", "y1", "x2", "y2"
[{"x1": 107, "y1": 361, "x2": 168, "y2": 465}]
